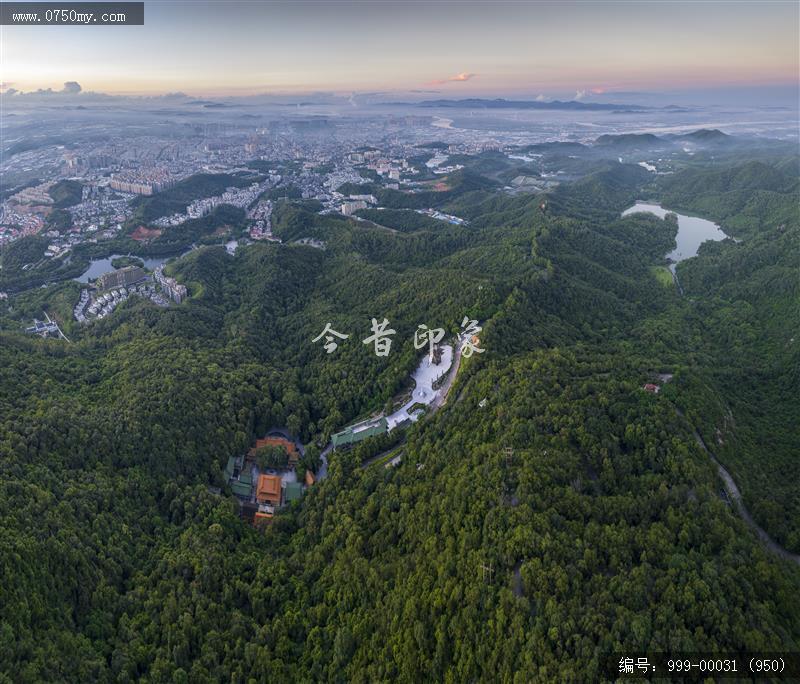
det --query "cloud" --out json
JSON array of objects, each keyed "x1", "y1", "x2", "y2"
[
  {"x1": 18, "y1": 81, "x2": 83, "y2": 96},
  {"x1": 535, "y1": 93, "x2": 549, "y2": 102},
  {"x1": 3, "y1": 84, "x2": 116, "y2": 103},
  {"x1": 573, "y1": 87, "x2": 608, "y2": 100},
  {"x1": 427, "y1": 72, "x2": 477, "y2": 86}
]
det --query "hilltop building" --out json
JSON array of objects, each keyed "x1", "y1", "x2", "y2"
[
  {"x1": 332, "y1": 416, "x2": 389, "y2": 450},
  {"x1": 224, "y1": 455, "x2": 254, "y2": 500},
  {"x1": 25, "y1": 319, "x2": 60, "y2": 337},
  {"x1": 224, "y1": 453, "x2": 309, "y2": 525},
  {"x1": 256, "y1": 474, "x2": 283, "y2": 506},
  {"x1": 284, "y1": 482, "x2": 303, "y2": 504},
  {"x1": 248, "y1": 435, "x2": 300, "y2": 466}
]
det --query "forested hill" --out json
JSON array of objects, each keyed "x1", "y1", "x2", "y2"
[{"x1": 0, "y1": 152, "x2": 798, "y2": 681}]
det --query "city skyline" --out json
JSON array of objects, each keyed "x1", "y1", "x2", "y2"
[{"x1": 2, "y1": 0, "x2": 798, "y2": 97}]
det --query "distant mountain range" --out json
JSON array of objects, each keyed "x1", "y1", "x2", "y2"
[
  {"x1": 592, "y1": 129, "x2": 732, "y2": 148},
  {"x1": 383, "y1": 98, "x2": 651, "y2": 112},
  {"x1": 669, "y1": 128, "x2": 731, "y2": 142},
  {"x1": 594, "y1": 133, "x2": 663, "y2": 147}
]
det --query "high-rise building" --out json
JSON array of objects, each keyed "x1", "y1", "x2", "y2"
[
  {"x1": 97, "y1": 266, "x2": 147, "y2": 290},
  {"x1": 109, "y1": 169, "x2": 176, "y2": 196},
  {"x1": 341, "y1": 200, "x2": 367, "y2": 216}
]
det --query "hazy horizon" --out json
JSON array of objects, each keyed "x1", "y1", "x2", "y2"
[{"x1": 2, "y1": 0, "x2": 798, "y2": 98}]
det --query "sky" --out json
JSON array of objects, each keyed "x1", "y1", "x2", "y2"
[{"x1": 2, "y1": 0, "x2": 798, "y2": 98}]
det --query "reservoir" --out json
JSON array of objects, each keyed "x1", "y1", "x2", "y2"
[
  {"x1": 74, "y1": 254, "x2": 170, "y2": 283},
  {"x1": 622, "y1": 202, "x2": 729, "y2": 271}
]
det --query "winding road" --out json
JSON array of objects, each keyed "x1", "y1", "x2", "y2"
[{"x1": 677, "y1": 409, "x2": 800, "y2": 566}]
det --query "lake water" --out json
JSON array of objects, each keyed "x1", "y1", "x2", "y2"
[
  {"x1": 74, "y1": 254, "x2": 169, "y2": 283},
  {"x1": 622, "y1": 202, "x2": 728, "y2": 271}
]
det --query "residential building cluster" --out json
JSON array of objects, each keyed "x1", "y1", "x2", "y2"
[
  {"x1": 75, "y1": 282, "x2": 169, "y2": 323},
  {"x1": 247, "y1": 197, "x2": 275, "y2": 240},
  {"x1": 189, "y1": 181, "x2": 266, "y2": 216},
  {"x1": 1, "y1": 111, "x2": 533, "y2": 289},
  {"x1": 69, "y1": 183, "x2": 132, "y2": 230},
  {"x1": 0, "y1": 207, "x2": 46, "y2": 242},
  {"x1": 153, "y1": 265, "x2": 188, "y2": 303},
  {"x1": 152, "y1": 180, "x2": 268, "y2": 227},
  {"x1": 425, "y1": 153, "x2": 465, "y2": 175},
  {"x1": 73, "y1": 289, "x2": 91, "y2": 321},
  {"x1": 10, "y1": 182, "x2": 55, "y2": 206},
  {"x1": 109, "y1": 169, "x2": 177, "y2": 196}
]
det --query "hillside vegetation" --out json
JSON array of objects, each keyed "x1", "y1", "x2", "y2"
[{"x1": 0, "y1": 151, "x2": 798, "y2": 682}]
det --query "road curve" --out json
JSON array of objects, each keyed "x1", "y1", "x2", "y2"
[{"x1": 677, "y1": 409, "x2": 800, "y2": 566}]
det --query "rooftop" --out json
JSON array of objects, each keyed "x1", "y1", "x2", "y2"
[{"x1": 256, "y1": 474, "x2": 282, "y2": 500}]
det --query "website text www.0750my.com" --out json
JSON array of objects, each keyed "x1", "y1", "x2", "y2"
[
  {"x1": 11, "y1": 8, "x2": 126, "y2": 23},
  {"x1": 1, "y1": 2, "x2": 144, "y2": 25}
]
